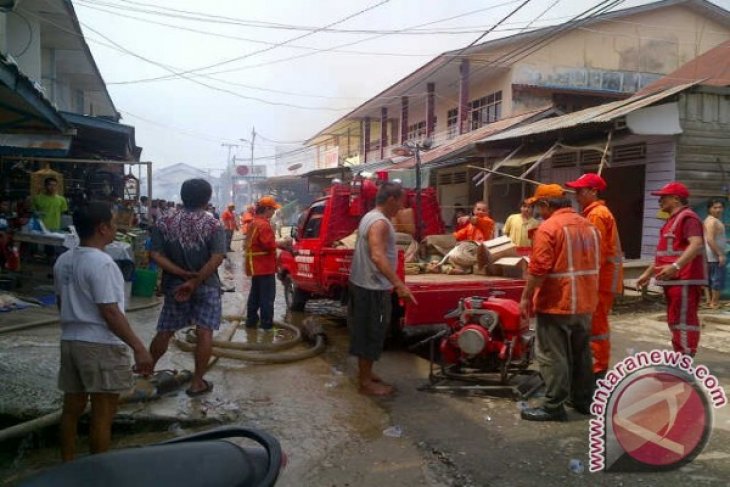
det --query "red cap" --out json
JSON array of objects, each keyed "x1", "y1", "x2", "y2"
[
  {"x1": 650, "y1": 182, "x2": 690, "y2": 199},
  {"x1": 565, "y1": 173, "x2": 607, "y2": 191}
]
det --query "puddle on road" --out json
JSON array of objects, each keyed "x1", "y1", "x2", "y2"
[{"x1": 1, "y1": 251, "x2": 387, "y2": 482}]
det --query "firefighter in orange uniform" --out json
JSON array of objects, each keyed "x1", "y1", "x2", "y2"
[
  {"x1": 244, "y1": 196, "x2": 281, "y2": 331},
  {"x1": 453, "y1": 201, "x2": 494, "y2": 243},
  {"x1": 520, "y1": 184, "x2": 600, "y2": 421},
  {"x1": 637, "y1": 182, "x2": 706, "y2": 356},
  {"x1": 240, "y1": 205, "x2": 255, "y2": 236},
  {"x1": 566, "y1": 173, "x2": 623, "y2": 380}
]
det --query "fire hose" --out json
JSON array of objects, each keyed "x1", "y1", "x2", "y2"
[
  {"x1": 0, "y1": 319, "x2": 326, "y2": 442},
  {"x1": 0, "y1": 299, "x2": 162, "y2": 335},
  {"x1": 173, "y1": 317, "x2": 327, "y2": 364}
]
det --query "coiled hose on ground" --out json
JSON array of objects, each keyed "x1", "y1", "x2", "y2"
[{"x1": 173, "y1": 317, "x2": 327, "y2": 364}]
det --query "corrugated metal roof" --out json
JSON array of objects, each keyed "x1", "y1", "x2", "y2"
[
  {"x1": 481, "y1": 82, "x2": 697, "y2": 143},
  {"x1": 418, "y1": 106, "x2": 553, "y2": 165}
]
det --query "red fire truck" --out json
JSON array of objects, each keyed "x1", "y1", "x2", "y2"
[{"x1": 277, "y1": 180, "x2": 526, "y2": 339}]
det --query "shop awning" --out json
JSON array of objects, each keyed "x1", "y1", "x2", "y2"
[
  {"x1": 61, "y1": 111, "x2": 141, "y2": 161},
  {"x1": 0, "y1": 133, "x2": 71, "y2": 157}
]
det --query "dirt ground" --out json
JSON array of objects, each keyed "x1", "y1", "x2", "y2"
[{"x1": 2, "y1": 251, "x2": 730, "y2": 486}]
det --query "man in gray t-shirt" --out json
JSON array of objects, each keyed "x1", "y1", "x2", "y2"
[
  {"x1": 347, "y1": 182, "x2": 417, "y2": 397},
  {"x1": 149, "y1": 179, "x2": 226, "y2": 397}
]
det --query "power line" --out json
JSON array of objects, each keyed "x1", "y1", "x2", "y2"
[
  {"x1": 305, "y1": 0, "x2": 625, "y2": 144},
  {"x1": 100, "y1": 0, "x2": 525, "y2": 84},
  {"x1": 76, "y1": 0, "x2": 393, "y2": 80},
  {"x1": 82, "y1": 0, "x2": 533, "y2": 35},
  {"x1": 468, "y1": 0, "x2": 626, "y2": 81},
  {"x1": 22, "y1": 6, "x2": 362, "y2": 112},
  {"x1": 432, "y1": 0, "x2": 626, "y2": 107},
  {"x1": 120, "y1": 110, "x2": 242, "y2": 144},
  {"x1": 74, "y1": 1, "x2": 441, "y2": 59},
  {"x1": 75, "y1": 24, "x2": 352, "y2": 111}
]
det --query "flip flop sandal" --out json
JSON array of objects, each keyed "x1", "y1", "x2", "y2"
[{"x1": 186, "y1": 380, "x2": 214, "y2": 397}]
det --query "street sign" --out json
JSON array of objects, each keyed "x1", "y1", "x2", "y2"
[{"x1": 235, "y1": 165, "x2": 267, "y2": 177}]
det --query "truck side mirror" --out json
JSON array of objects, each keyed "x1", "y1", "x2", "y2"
[{"x1": 291, "y1": 226, "x2": 299, "y2": 240}]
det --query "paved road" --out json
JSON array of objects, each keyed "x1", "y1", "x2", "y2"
[{"x1": 3, "y1": 251, "x2": 730, "y2": 485}]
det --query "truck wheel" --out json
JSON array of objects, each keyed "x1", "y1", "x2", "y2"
[{"x1": 283, "y1": 276, "x2": 309, "y2": 312}]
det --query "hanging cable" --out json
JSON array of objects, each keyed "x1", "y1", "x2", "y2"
[{"x1": 99, "y1": 0, "x2": 524, "y2": 84}]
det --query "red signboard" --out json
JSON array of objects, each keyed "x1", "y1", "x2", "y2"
[{"x1": 236, "y1": 165, "x2": 249, "y2": 176}]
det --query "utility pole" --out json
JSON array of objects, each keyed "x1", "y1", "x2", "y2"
[
  {"x1": 249, "y1": 126, "x2": 256, "y2": 205},
  {"x1": 221, "y1": 142, "x2": 241, "y2": 204}
]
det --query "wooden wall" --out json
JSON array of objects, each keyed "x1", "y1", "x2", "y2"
[
  {"x1": 640, "y1": 136, "x2": 677, "y2": 259},
  {"x1": 676, "y1": 88, "x2": 730, "y2": 202}
]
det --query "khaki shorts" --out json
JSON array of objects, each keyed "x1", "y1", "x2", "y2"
[{"x1": 58, "y1": 341, "x2": 133, "y2": 394}]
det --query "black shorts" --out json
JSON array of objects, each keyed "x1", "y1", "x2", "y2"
[{"x1": 347, "y1": 283, "x2": 392, "y2": 361}]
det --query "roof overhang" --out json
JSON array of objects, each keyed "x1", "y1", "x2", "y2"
[
  {"x1": 61, "y1": 111, "x2": 141, "y2": 161},
  {"x1": 0, "y1": 133, "x2": 71, "y2": 157},
  {"x1": 477, "y1": 82, "x2": 697, "y2": 145}
]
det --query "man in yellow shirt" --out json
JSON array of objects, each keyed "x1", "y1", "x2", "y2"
[
  {"x1": 502, "y1": 199, "x2": 539, "y2": 247},
  {"x1": 32, "y1": 177, "x2": 68, "y2": 231}
]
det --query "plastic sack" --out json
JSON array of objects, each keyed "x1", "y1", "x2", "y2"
[{"x1": 448, "y1": 241, "x2": 479, "y2": 268}]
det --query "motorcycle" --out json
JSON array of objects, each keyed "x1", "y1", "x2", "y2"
[{"x1": 19, "y1": 426, "x2": 283, "y2": 487}]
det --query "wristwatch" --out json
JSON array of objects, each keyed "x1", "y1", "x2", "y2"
[{"x1": 671, "y1": 262, "x2": 681, "y2": 271}]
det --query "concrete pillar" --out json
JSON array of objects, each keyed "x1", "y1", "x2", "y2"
[
  {"x1": 379, "y1": 107, "x2": 388, "y2": 160},
  {"x1": 363, "y1": 117, "x2": 371, "y2": 163},
  {"x1": 426, "y1": 82, "x2": 435, "y2": 139},
  {"x1": 346, "y1": 127, "x2": 351, "y2": 158},
  {"x1": 400, "y1": 96, "x2": 409, "y2": 144},
  {"x1": 458, "y1": 59, "x2": 470, "y2": 135}
]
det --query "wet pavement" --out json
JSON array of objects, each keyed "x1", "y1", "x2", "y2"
[{"x1": 2, "y1": 249, "x2": 730, "y2": 485}]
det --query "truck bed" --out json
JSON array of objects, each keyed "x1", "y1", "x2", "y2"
[
  {"x1": 402, "y1": 273, "x2": 525, "y2": 329},
  {"x1": 405, "y1": 273, "x2": 517, "y2": 284}
]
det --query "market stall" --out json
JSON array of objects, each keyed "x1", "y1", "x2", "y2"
[{"x1": 0, "y1": 156, "x2": 153, "y2": 300}]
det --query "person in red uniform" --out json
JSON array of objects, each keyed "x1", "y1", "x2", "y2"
[
  {"x1": 220, "y1": 203, "x2": 239, "y2": 252},
  {"x1": 637, "y1": 182, "x2": 706, "y2": 356},
  {"x1": 453, "y1": 201, "x2": 494, "y2": 243},
  {"x1": 240, "y1": 205, "x2": 255, "y2": 236},
  {"x1": 566, "y1": 173, "x2": 623, "y2": 380},
  {"x1": 520, "y1": 184, "x2": 600, "y2": 421},
  {"x1": 244, "y1": 196, "x2": 280, "y2": 331}
]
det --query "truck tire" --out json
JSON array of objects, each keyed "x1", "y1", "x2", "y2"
[{"x1": 283, "y1": 276, "x2": 309, "y2": 312}]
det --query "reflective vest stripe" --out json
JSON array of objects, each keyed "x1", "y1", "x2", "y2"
[
  {"x1": 564, "y1": 226, "x2": 577, "y2": 315},
  {"x1": 609, "y1": 233, "x2": 623, "y2": 294},
  {"x1": 679, "y1": 286, "x2": 689, "y2": 352},
  {"x1": 656, "y1": 250, "x2": 683, "y2": 257},
  {"x1": 554, "y1": 226, "x2": 600, "y2": 314},
  {"x1": 591, "y1": 333, "x2": 610, "y2": 341},
  {"x1": 670, "y1": 324, "x2": 701, "y2": 332},
  {"x1": 546, "y1": 270, "x2": 599, "y2": 278},
  {"x1": 246, "y1": 227, "x2": 258, "y2": 275}
]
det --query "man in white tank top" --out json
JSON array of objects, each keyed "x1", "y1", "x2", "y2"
[{"x1": 704, "y1": 198, "x2": 726, "y2": 309}]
